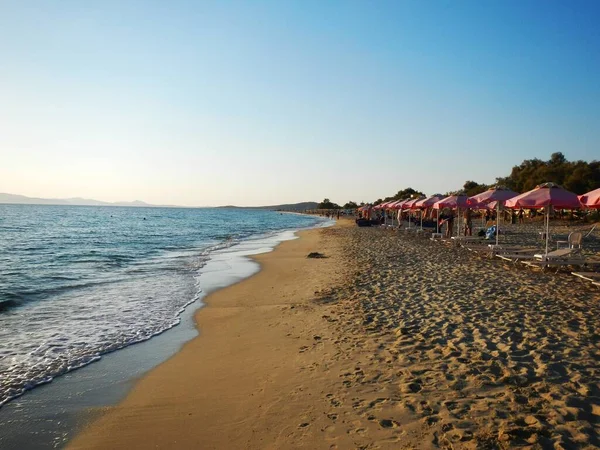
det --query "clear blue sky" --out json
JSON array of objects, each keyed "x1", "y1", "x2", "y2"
[{"x1": 1, "y1": 0, "x2": 598, "y2": 206}]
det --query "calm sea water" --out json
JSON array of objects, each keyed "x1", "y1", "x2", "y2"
[{"x1": 0, "y1": 205, "x2": 325, "y2": 407}]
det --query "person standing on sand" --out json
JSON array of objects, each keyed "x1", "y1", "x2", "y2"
[
  {"x1": 445, "y1": 210, "x2": 454, "y2": 237},
  {"x1": 518, "y1": 209, "x2": 524, "y2": 224},
  {"x1": 464, "y1": 208, "x2": 472, "y2": 236}
]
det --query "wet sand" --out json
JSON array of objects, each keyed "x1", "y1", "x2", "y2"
[{"x1": 70, "y1": 221, "x2": 600, "y2": 449}]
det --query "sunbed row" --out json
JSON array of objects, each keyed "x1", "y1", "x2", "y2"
[{"x1": 413, "y1": 226, "x2": 600, "y2": 288}]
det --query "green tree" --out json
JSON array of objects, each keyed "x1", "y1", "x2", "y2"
[
  {"x1": 392, "y1": 187, "x2": 425, "y2": 200},
  {"x1": 343, "y1": 201, "x2": 358, "y2": 209},
  {"x1": 463, "y1": 181, "x2": 489, "y2": 197},
  {"x1": 317, "y1": 198, "x2": 340, "y2": 209},
  {"x1": 496, "y1": 153, "x2": 599, "y2": 194}
]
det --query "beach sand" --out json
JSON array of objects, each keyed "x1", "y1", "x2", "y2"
[{"x1": 69, "y1": 221, "x2": 600, "y2": 449}]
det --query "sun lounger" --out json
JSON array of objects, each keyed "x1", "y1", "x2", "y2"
[
  {"x1": 451, "y1": 236, "x2": 484, "y2": 242},
  {"x1": 492, "y1": 246, "x2": 539, "y2": 254},
  {"x1": 467, "y1": 245, "x2": 537, "y2": 259},
  {"x1": 497, "y1": 253, "x2": 538, "y2": 264},
  {"x1": 523, "y1": 259, "x2": 588, "y2": 269},
  {"x1": 533, "y1": 248, "x2": 575, "y2": 261},
  {"x1": 571, "y1": 272, "x2": 600, "y2": 282},
  {"x1": 522, "y1": 257, "x2": 600, "y2": 272}
]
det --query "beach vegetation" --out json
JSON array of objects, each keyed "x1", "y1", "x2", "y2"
[
  {"x1": 372, "y1": 153, "x2": 599, "y2": 204},
  {"x1": 495, "y1": 152, "x2": 600, "y2": 194},
  {"x1": 318, "y1": 198, "x2": 341, "y2": 209}
]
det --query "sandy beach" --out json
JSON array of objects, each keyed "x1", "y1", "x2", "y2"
[{"x1": 69, "y1": 220, "x2": 600, "y2": 449}]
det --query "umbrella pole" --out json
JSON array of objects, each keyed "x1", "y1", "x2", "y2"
[
  {"x1": 436, "y1": 209, "x2": 439, "y2": 234},
  {"x1": 420, "y1": 208, "x2": 423, "y2": 231},
  {"x1": 456, "y1": 207, "x2": 460, "y2": 237},
  {"x1": 496, "y1": 202, "x2": 500, "y2": 246},
  {"x1": 545, "y1": 207, "x2": 550, "y2": 259}
]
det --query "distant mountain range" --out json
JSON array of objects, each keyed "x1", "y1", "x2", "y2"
[
  {"x1": 0, "y1": 193, "x2": 162, "y2": 207},
  {"x1": 218, "y1": 202, "x2": 319, "y2": 211},
  {"x1": 0, "y1": 193, "x2": 319, "y2": 211}
]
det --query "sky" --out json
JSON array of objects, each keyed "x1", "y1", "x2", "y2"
[{"x1": 1, "y1": 1, "x2": 598, "y2": 206}]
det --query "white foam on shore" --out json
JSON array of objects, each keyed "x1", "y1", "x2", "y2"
[{"x1": 0, "y1": 217, "x2": 333, "y2": 410}]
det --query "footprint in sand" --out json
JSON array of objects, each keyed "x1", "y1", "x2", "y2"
[{"x1": 379, "y1": 419, "x2": 400, "y2": 429}]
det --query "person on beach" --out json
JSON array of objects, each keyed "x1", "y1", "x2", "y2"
[
  {"x1": 445, "y1": 211, "x2": 454, "y2": 237},
  {"x1": 518, "y1": 209, "x2": 524, "y2": 224},
  {"x1": 464, "y1": 208, "x2": 472, "y2": 236}
]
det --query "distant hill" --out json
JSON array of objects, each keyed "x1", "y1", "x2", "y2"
[
  {"x1": 0, "y1": 193, "x2": 318, "y2": 211},
  {"x1": 0, "y1": 193, "x2": 164, "y2": 207},
  {"x1": 219, "y1": 202, "x2": 319, "y2": 211}
]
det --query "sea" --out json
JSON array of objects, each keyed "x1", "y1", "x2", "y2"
[{"x1": 0, "y1": 205, "x2": 329, "y2": 414}]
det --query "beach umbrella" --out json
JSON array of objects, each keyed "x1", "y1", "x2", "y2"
[
  {"x1": 403, "y1": 197, "x2": 425, "y2": 229},
  {"x1": 468, "y1": 187, "x2": 519, "y2": 246},
  {"x1": 414, "y1": 195, "x2": 442, "y2": 231},
  {"x1": 393, "y1": 198, "x2": 411, "y2": 226},
  {"x1": 505, "y1": 182, "x2": 582, "y2": 258},
  {"x1": 433, "y1": 195, "x2": 470, "y2": 236},
  {"x1": 393, "y1": 199, "x2": 410, "y2": 210},
  {"x1": 388, "y1": 200, "x2": 404, "y2": 225},
  {"x1": 378, "y1": 201, "x2": 392, "y2": 224},
  {"x1": 579, "y1": 188, "x2": 600, "y2": 209}
]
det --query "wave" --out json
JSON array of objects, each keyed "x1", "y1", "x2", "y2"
[{"x1": 0, "y1": 210, "x2": 328, "y2": 408}]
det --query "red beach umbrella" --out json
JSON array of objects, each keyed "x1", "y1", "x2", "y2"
[
  {"x1": 432, "y1": 195, "x2": 469, "y2": 237},
  {"x1": 579, "y1": 188, "x2": 600, "y2": 209},
  {"x1": 504, "y1": 182, "x2": 581, "y2": 209},
  {"x1": 414, "y1": 195, "x2": 442, "y2": 231},
  {"x1": 408, "y1": 197, "x2": 426, "y2": 210},
  {"x1": 403, "y1": 197, "x2": 425, "y2": 230},
  {"x1": 414, "y1": 195, "x2": 442, "y2": 209},
  {"x1": 468, "y1": 187, "x2": 519, "y2": 245},
  {"x1": 468, "y1": 187, "x2": 519, "y2": 207},
  {"x1": 505, "y1": 182, "x2": 582, "y2": 258},
  {"x1": 392, "y1": 199, "x2": 410, "y2": 210},
  {"x1": 432, "y1": 194, "x2": 470, "y2": 210}
]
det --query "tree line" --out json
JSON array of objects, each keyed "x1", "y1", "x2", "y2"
[{"x1": 318, "y1": 153, "x2": 600, "y2": 209}]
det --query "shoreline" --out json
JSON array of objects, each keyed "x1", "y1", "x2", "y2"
[
  {"x1": 0, "y1": 220, "x2": 331, "y2": 450},
  {"x1": 68, "y1": 221, "x2": 349, "y2": 449}
]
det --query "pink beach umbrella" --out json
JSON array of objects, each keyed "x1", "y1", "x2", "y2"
[
  {"x1": 433, "y1": 194, "x2": 470, "y2": 209},
  {"x1": 378, "y1": 201, "x2": 393, "y2": 224},
  {"x1": 414, "y1": 195, "x2": 442, "y2": 231},
  {"x1": 468, "y1": 187, "x2": 519, "y2": 246},
  {"x1": 433, "y1": 195, "x2": 470, "y2": 236},
  {"x1": 505, "y1": 182, "x2": 582, "y2": 258},
  {"x1": 403, "y1": 197, "x2": 425, "y2": 229},
  {"x1": 579, "y1": 188, "x2": 600, "y2": 209},
  {"x1": 393, "y1": 199, "x2": 411, "y2": 227},
  {"x1": 384, "y1": 200, "x2": 401, "y2": 226},
  {"x1": 393, "y1": 199, "x2": 410, "y2": 210}
]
